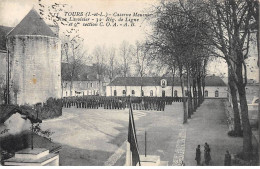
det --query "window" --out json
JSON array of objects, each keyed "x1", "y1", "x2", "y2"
[
  {"x1": 87, "y1": 83, "x2": 89, "y2": 88},
  {"x1": 141, "y1": 90, "x2": 144, "y2": 96},
  {"x1": 132, "y1": 90, "x2": 135, "y2": 96},
  {"x1": 150, "y1": 90, "x2": 153, "y2": 97},
  {"x1": 215, "y1": 90, "x2": 219, "y2": 97},
  {"x1": 66, "y1": 91, "x2": 67, "y2": 96},
  {"x1": 114, "y1": 90, "x2": 117, "y2": 96},
  {"x1": 93, "y1": 90, "x2": 95, "y2": 95},
  {"x1": 205, "y1": 90, "x2": 208, "y2": 97},
  {"x1": 122, "y1": 90, "x2": 126, "y2": 96},
  {"x1": 162, "y1": 81, "x2": 165, "y2": 86},
  {"x1": 161, "y1": 79, "x2": 166, "y2": 88},
  {"x1": 91, "y1": 83, "x2": 93, "y2": 87},
  {"x1": 162, "y1": 90, "x2": 165, "y2": 97},
  {"x1": 174, "y1": 90, "x2": 178, "y2": 97}
]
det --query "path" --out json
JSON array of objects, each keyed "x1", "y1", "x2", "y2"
[{"x1": 184, "y1": 99, "x2": 243, "y2": 166}]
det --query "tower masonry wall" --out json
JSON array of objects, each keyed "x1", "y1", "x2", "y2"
[{"x1": 7, "y1": 35, "x2": 61, "y2": 105}]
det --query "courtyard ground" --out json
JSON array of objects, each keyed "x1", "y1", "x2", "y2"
[
  {"x1": 41, "y1": 102, "x2": 184, "y2": 166},
  {"x1": 40, "y1": 99, "x2": 253, "y2": 166}
]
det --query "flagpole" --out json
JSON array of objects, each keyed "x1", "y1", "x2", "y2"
[
  {"x1": 145, "y1": 130, "x2": 147, "y2": 157},
  {"x1": 128, "y1": 95, "x2": 141, "y2": 166},
  {"x1": 126, "y1": 95, "x2": 132, "y2": 166}
]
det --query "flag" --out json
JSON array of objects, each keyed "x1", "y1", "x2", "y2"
[{"x1": 126, "y1": 101, "x2": 141, "y2": 166}]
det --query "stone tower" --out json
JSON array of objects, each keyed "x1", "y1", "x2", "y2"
[{"x1": 6, "y1": 8, "x2": 61, "y2": 105}]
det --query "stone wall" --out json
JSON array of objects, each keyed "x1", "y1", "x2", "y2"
[
  {"x1": 0, "y1": 52, "x2": 6, "y2": 80},
  {"x1": 7, "y1": 35, "x2": 61, "y2": 105},
  {"x1": 0, "y1": 52, "x2": 6, "y2": 104}
]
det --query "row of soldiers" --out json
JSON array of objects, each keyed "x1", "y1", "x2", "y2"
[{"x1": 62, "y1": 96, "x2": 172, "y2": 111}]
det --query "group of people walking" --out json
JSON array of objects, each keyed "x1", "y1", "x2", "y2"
[
  {"x1": 195, "y1": 143, "x2": 211, "y2": 166},
  {"x1": 195, "y1": 143, "x2": 232, "y2": 166}
]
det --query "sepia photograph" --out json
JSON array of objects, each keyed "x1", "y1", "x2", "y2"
[{"x1": 0, "y1": 0, "x2": 259, "y2": 166}]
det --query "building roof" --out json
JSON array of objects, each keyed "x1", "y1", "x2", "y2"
[
  {"x1": 108, "y1": 77, "x2": 179, "y2": 86},
  {"x1": 108, "y1": 75, "x2": 226, "y2": 87},
  {"x1": 204, "y1": 75, "x2": 226, "y2": 86},
  {"x1": 62, "y1": 62, "x2": 103, "y2": 81},
  {"x1": 0, "y1": 26, "x2": 13, "y2": 51},
  {"x1": 7, "y1": 8, "x2": 56, "y2": 37}
]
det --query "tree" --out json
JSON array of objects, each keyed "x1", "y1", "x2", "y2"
[
  {"x1": 119, "y1": 41, "x2": 133, "y2": 78},
  {"x1": 179, "y1": 0, "x2": 243, "y2": 134},
  {"x1": 107, "y1": 47, "x2": 116, "y2": 82},
  {"x1": 148, "y1": 0, "x2": 213, "y2": 122},
  {"x1": 147, "y1": 1, "x2": 190, "y2": 123},
  {"x1": 205, "y1": 0, "x2": 253, "y2": 159},
  {"x1": 119, "y1": 41, "x2": 134, "y2": 95},
  {"x1": 61, "y1": 35, "x2": 87, "y2": 96},
  {"x1": 93, "y1": 45, "x2": 107, "y2": 95},
  {"x1": 169, "y1": 62, "x2": 177, "y2": 98},
  {"x1": 172, "y1": 0, "x2": 253, "y2": 158},
  {"x1": 134, "y1": 41, "x2": 149, "y2": 96}
]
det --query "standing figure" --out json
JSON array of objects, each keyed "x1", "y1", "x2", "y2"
[
  {"x1": 204, "y1": 143, "x2": 211, "y2": 165},
  {"x1": 224, "y1": 150, "x2": 231, "y2": 166},
  {"x1": 195, "y1": 145, "x2": 201, "y2": 165}
]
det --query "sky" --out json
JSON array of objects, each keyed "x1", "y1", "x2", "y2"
[
  {"x1": 0, "y1": 0, "x2": 156, "y2": 51},
  {"x1": 0, "y1": 0, "x2": 258, "y2": 81}
]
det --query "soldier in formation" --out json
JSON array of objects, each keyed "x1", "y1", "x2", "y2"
[{"x1": 62, "y1": 96, "x2": 191, "y2": 111}]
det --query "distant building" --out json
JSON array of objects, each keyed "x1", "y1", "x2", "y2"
[
  {"x1": 106, "y1": 75, "x2": 228, "y2": 98},
  {"x1": 62, "y1": 63, "x2": 107, "y2": 97},
  {"x1": 245, "y1": 79, "x2": 259, "y2": 103},
  {"x1": 62, "y1": 80, "x2": 105, "y2": 97},
  {"x1": 0, "y1": 8, "x2": 61, "y2": 105}
]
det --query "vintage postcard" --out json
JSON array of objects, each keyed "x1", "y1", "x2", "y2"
[{"x1": 0, "y1": 0, "x2": 259, "y2": 166}]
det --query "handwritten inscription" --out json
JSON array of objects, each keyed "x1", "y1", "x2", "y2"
[{"x1": 56, "y1": 11, "x2": 152, "y2": 27}]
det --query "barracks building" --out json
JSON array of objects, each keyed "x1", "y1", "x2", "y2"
[{"x1": 106, "y1": 75, "x2": 228, "y2": 98}]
